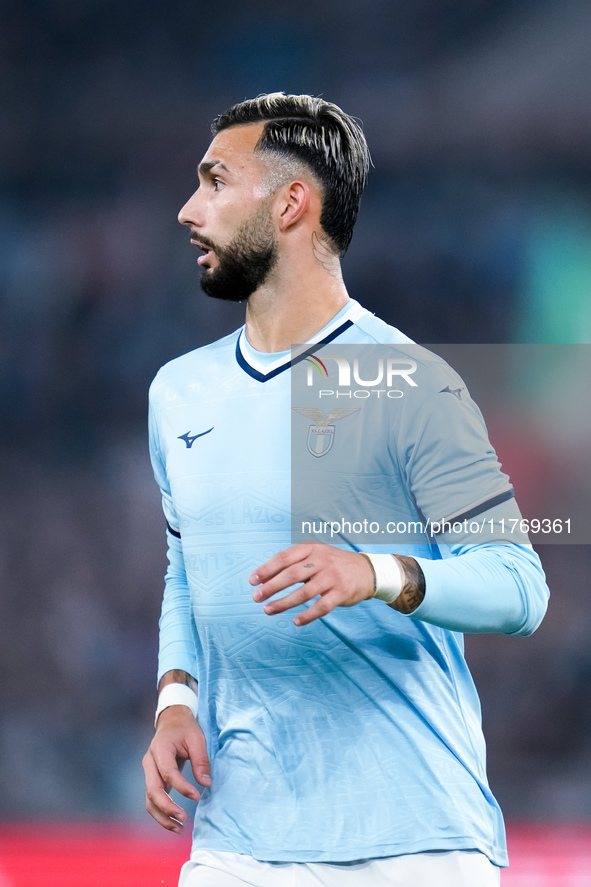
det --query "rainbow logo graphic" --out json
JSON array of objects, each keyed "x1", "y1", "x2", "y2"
[{"x1": 305, "y1": 354, "x2": 329, "y2": 378}]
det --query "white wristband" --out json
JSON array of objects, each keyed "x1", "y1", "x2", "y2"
[
  {"x1": 362, "y1": 553, "x2": 405, "y2": 604},
  {"x1": 154, "y1": 683, "x2": 198, "y2": 728}
]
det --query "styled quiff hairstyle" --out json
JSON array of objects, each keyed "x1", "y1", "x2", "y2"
[{"x1": 212, "y1": 92, "x2": 370, "y2": 256}]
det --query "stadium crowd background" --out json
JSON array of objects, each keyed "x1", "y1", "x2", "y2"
[{"x1": 1, "y1": 0, "x2": 590, "y2": 832}]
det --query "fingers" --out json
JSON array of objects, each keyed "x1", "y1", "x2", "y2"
[
  {"x1": 250, "y1": 548, "x2": 327, "y2": 618},
  {"x1": 154, "y1": 708, "x2": 212, "y2": 794},
  {"x1": 142, "y1": 749, "x2": 191, "y2": 834},
  {"x1": 252, "y1": 561, "x2": 321, "y2": 605},
  {"x1": 143, "y1": 714, "x2": 211, "y2": 834},
  {"x1": 259, "y1": 578, "x2": 325, "y2": 615},
  {"x1": 249, "y1": 543, "x2": 315, "y2": 587},
  {"x1": 185, "y1": 729, "x2": 212, "y2": 788},
  {"x1": 158, "y1": 756, "x2": 201, "y2": 802},
  {"x1": 292, "y1": 590, "x2": 343, "y2": 626},
  {"x1": 265, "y1": 586, "x2": 341, "y2": 625},
  {"x1": 250, "y1": 544, "x2": 375, "y2": 625}
]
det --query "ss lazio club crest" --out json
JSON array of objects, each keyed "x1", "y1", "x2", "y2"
[{"x1": 292, "y1": 408, "x2": 359, "y2": 457}]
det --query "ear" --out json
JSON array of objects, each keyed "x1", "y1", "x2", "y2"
[{"x1": 276, "y1": 181, "x2": 311, "y2": 233}]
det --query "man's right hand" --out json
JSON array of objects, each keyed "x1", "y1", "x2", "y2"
[{"x1": 142, "y1": 705, "x2": 212, "y2": 833}]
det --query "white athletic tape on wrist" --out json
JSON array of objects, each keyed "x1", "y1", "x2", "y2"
[
  {"x1": 154, "y1": 683, "x2": 198, "y2": 728},
  {"x1": 363, "y1": 553, "x2": 405, "y2": 604}
]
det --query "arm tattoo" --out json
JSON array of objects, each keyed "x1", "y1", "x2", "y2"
[
  {"x1": 389, "y1": 556, "x2": 426, "y2": 614},
  {"x1": 159, "y1": 669, "x2": 198, "y2": 694}
]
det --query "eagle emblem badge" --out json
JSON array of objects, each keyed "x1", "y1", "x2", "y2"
[{"x1": 292, "y1": 408, "x2": 359, "y2": 458}]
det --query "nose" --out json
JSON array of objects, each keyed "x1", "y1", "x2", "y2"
[{"x1": 178, "y1": 188, "x2": 203, "y2": 228}]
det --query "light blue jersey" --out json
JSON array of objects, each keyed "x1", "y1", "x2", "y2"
[{"x1": 149, "y1": 300, "x2": 548, "y2": 866}]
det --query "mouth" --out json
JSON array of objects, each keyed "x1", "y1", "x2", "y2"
[{"x1": 191, "y1": 237, "x2": 215, "y2": 266}]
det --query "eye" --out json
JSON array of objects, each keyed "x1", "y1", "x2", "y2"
[{"x1": 213, "y1": 178, "x2": 225, "y2": 191}]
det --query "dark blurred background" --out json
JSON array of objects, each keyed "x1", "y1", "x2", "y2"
[{"x1": 1, "y1": 0, "x2": 590, "y2": 823}]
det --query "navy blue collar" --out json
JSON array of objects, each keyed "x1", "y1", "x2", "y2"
[{"x1": 235, "y1": 319, "x2": 355, "y2": 383}]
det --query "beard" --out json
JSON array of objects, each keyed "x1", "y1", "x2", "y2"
[{"x1": 199, "y1": 205, "x2": 278, "y2": 303}]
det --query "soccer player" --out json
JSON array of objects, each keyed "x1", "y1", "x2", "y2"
[{"x1": 142, "y1": 93, "x2": 549, "y2": 887}]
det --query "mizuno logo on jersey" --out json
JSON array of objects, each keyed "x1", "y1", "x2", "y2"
[
  {"x1": 440, "y1": 386, "x2": 463, "y2": 400},
  {"x1": 178, "y1": 427, "x2": 214, "y2": 448},
  {"x1": 292, "y1": 408, "x2": 359, "y2": 458}
]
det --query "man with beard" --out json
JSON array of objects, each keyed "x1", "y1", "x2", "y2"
[{"x1": 142, "y1": 93, "x2": 548, "y2": 887}]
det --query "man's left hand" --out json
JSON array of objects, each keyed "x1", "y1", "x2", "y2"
[{"x1": 249, "y1": 542, "x2": 374, "y2": 626}]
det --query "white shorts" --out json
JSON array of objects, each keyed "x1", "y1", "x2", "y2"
[{"x1": 178, "y1": 848, "x2": 501, "y2": 887}]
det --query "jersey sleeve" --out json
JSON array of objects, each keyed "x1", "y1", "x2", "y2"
[
  {"x1": 396, "y1": 358, "x2": 549, "y2": 634},
  {"x1": 149, "y1": 388, "x2": 182, "y2": 538},
  {"x1": 410, "y1": 538, "x2": 549, "y2": 635},
  {"x1": 149, "y1": 387, "x2": 198, "y2": 685},
  {"x1": 397, "y1": 359, "x2": 513, "y2": 528}
]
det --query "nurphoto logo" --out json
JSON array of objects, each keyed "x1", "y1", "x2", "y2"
[{"x1": 305, "y1": 353, "x2": 418, "y2": 399}]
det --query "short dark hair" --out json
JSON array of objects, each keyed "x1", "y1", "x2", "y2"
[{"x1": 212, "y1": 93, "x2": 370, "y2": 256}]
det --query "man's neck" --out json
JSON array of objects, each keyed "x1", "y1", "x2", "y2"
[{"x1": 243, "y1": 261, "x2": 350, "y2": 354}]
